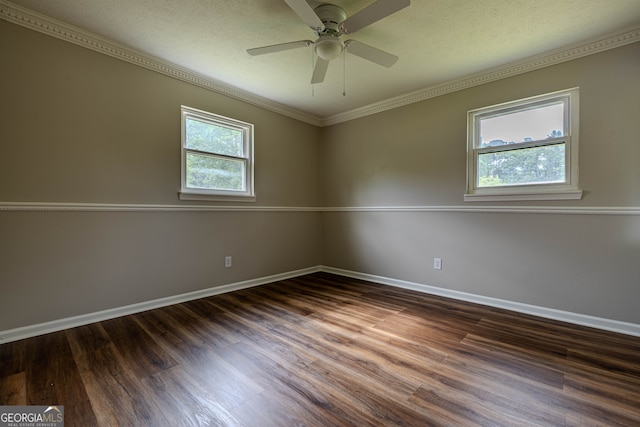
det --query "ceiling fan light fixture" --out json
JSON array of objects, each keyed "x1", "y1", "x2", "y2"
[
  {"x1": 248, "y1": 0, "x2": 408, "y2": 84},
  {"x1": 314, "y1": 36, "x2": 344, "y2": 61}
]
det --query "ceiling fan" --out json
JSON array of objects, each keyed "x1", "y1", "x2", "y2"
[{"x1": 247, "y1": 0, "x2": 410, "y2": 84}]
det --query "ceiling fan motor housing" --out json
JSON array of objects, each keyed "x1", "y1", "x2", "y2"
[{"x1": 313, "y1": 4, "x2": 347, "y2": 34}]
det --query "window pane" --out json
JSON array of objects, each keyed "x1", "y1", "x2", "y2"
[
  {"x1": 479, "y1": 103, "x2": 564, "y2": 147},
  {"x1": 186, "y1": 152, "x2": 244, "y2": 191},
  {"x1": 185, "y1": 118, "x2": 243, "y2": 157},
  {"x1": 477, "y1": 143, "x2": 565, "y2": 187}
]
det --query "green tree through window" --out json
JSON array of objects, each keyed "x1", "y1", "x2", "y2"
[{"x1": 478, "y1": 138, "x2": 565, "y2": 187}]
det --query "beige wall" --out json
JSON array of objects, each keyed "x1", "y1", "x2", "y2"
[
  {"x1": 321, "y1": 42, "x2": 640, "y2": 324},
  {"x1": 0, "y1": 21, "x2": 321, "y2": 207},
  {"x1": 2, "y1": 17, "x2": 639, "y2": 331},
  {"x1": 0, "y1": 21, "x2": 322, "y2": 330}
]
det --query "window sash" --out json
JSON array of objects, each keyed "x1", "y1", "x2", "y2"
[
  {"x1": 184, "y1": 117, "x2": 246, "y2": 157},
  {"x1": 185, "y1": 152, "x2": 247, "y2": 192},
  {"x1": 474, "y1": 98, "x2": 568, "y2": 147},
  {"x1": 180, "y1": 106, "x2": 254, "y2": 201},
  {"x1": 465, "y1": 88, "x2": 580, "y2": 201},
  {"x1": 475, "y1": 141, "x2": 567, "y2": 188}
]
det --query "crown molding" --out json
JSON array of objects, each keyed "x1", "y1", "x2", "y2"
[
  {"x1": 321, "y1": 26, "x2": 640, "y2": 126},
  {"x1": 2, "y1": 0, "x2": 638, "y2": 127},
  {"x1": 0, "y1": 0, "x2": 323, "y2": 127}
]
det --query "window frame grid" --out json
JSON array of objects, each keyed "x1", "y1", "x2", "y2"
[
  {"x1": 179, "y1": 106, "x2": 255, "y2": 202},
  {"x1": 465, "y1": 88, "x2": 581, "y2": 202}
]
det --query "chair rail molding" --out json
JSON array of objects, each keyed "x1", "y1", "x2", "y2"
[{"x1": 2, "y1": 202, "x2": 640, "y2": 215}]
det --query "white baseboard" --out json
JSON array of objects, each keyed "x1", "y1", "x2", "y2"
[
  {"x1": 3, "y1": 264, "x2": 639, "y2": 343},
  {"x1": 0, "y1": 266, "x2": 321, "y2": 344},
  {"x1": 320, "y1": 266, "x2": 640, "y2": 338}
]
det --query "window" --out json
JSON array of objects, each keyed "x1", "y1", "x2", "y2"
[
  {"x1": 465, "y1": 88, "x2": 581, "y2": 201},
  {"x1": 179, "y1": 106, "x2": 254, "y2": 201}
]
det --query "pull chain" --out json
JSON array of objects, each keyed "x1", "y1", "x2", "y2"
[
  {"x1": 342, "y1": 48, "x2": 346, "y2": 96},
  {"x1": 311, "y1": 49, "x2": 315, "y2": 97}
]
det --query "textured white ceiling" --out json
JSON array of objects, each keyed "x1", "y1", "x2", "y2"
[{"x1": 7, "y1": 0, "x2": 640, "y2": 118}]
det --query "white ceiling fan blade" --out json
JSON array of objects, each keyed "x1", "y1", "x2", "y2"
[
  {"x1": 283, "y1": 0, "x2": 325, "y2": 31},
  {"x1": 340, "y1": 0, "x2": 410, "y2": 34},
  {"x1": 247, "y1": 40, "x2": 313, "y2": 56},
  {"x1": 311, "y1": 58, "x2": 330, "y2": 84},
  {"x1": 345, "y1": 40, "x2": 398, "y2": 68}
]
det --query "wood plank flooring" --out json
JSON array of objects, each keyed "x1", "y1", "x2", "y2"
[{"x1": 1, "y1": 272, "x2": 640, "y2": 426}]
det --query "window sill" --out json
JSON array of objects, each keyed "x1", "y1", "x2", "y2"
[
  {"x1": 464, "y1": 189, "x2": 583, "y2": 202},
  {"x1": 179, "y1": 191, "x2": 256, "y2": 203}
]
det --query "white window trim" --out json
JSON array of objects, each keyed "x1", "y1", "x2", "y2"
[
  {"x1": 179, "y1": 106, "x2": 255, "y2": 202},
  {"x1": 465, "y1": 88, "x2": 582, "y2": 202}
]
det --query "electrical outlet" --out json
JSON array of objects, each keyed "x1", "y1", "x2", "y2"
[
  {"x1": 225, "y1": 256, "x2": 232, "y2": 268},
  {"x1": 433, "y1": 257, "x2": 442, "y2": 270}
]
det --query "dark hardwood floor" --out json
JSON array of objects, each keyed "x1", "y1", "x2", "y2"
[{"x1": 1, "y1": 272, "x2": 640, "y2": 426}]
